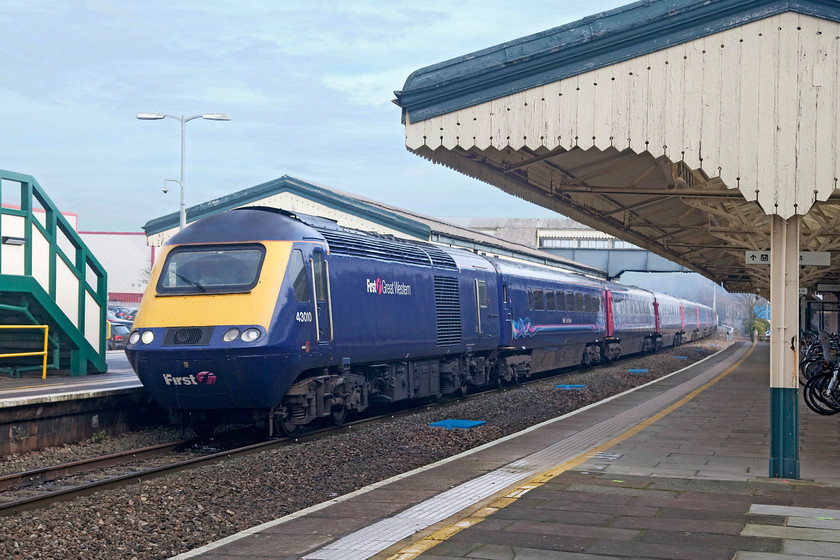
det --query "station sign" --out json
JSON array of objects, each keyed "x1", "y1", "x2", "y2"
[
  {"x1": 745, "y1": 251, "x2": 830, "y2": 266},
  {"x1": 745, "y1": 251, "x2": 770, "y2": 264}
]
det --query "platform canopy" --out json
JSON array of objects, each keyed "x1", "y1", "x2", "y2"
[{"x1": 394, "y1": 0, "x2": 840, "y2": 296}]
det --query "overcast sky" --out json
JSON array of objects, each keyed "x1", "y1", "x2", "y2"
[{"x1": 1, "y1": 0, "x2": 627, "y2": 232}]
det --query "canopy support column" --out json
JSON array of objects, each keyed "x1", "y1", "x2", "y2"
[{"x1": 769, "y1": 214, "x2": 800, "y2": 479}]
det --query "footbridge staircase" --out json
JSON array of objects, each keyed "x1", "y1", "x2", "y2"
[{"x1": 0, "y1": 170, "x2": 107, "y2": 376}]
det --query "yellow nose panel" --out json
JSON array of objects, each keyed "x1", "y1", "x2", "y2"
[{"x1": 133, "y1": 241, "x2": 292, "y2": 328}]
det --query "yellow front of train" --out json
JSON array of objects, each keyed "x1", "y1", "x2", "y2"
[{"x1": 125, "y1": 207, "x2": 320, "y2": 419}]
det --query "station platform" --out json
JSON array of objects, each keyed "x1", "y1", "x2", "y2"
[
  {"x1": 177, "y1": 341, "x2": 840, "y2": 560},
  {"x1": 0, "y1": 350, "x2": 140, "y2": 403},
  {"x1": 0, "y1": 351, "x2": 147, "y2": 453}
]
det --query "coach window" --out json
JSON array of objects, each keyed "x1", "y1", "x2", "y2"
[
  {"x1": 556, "y1": 290, "x2": 566, "y2": 311},
  {"x1": 566, "y1": 291, "x2": 576, "y2": 311},
  {"x1": 534, "y1": 288, "x2": 545, "y2": 310},
  {"x1": 289, "y1": 249, "x2": 310, "y2": 302},
  {"x1": 545, "y1": 289, "x2": 555, "y2": 311},
  {"x1": 575, "y1": 292, "x2": 584, "y2": 312}
]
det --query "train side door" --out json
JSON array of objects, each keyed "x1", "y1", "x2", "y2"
[
  {"x1": 604, "y1": 290, "x2": 614, "y2": 337},
  {"x1": 474, "y1": 278, "x2": 497, "y2": 339},
  {"x1": 310, "y1": 249, "x2": 333, "y2": 343}
]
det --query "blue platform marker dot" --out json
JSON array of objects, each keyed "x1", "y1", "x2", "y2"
[
  {"x1": 555, "y1": 384, "x2": 587, "y2": 390},
  {"x1": 628, "y1": 369, "x2": 648, "y2": 374},
  {"x1": 673, "y1": 356, "x2": 688, "y2": 359},
  {"x1": 429, "y1": 419, "x2": 486, "y2": 430}
]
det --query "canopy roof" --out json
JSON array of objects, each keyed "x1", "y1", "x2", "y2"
[{"x1": 395, "y1": 0, "x2": 840, "y2": 295}]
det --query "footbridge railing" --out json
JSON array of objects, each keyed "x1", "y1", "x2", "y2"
[{"x1": 0, "y1": 170, "x2": 107, "y2": 375}]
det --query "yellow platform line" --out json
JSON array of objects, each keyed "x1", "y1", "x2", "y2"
[
  {"x1": 385, "y1": 342, "x2": 757, "y2": 560},
  {"x1": 0, "y1": 382, "x2": 67, "y2": 392}
]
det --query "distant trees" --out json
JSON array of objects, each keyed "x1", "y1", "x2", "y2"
[{"x1": 735, "y1": 293, "x2": 769, "y2": 340}]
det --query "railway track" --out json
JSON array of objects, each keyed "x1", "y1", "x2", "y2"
[
  {"x1": 0, "y1": 436, "x2": 283, "y2": 516},
  {"x1": 0, "y1": 397, "x2": 470, "y2": 516}
]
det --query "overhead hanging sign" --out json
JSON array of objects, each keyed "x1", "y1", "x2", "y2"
[
  {"x1": 745, "y1": 251, "x2": 771, "y2": 264},
  {"x1": 745, "y1": 251, "x2": 830, "y2": 266}
]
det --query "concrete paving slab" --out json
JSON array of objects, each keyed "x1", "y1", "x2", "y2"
[
  {"x1": 734, "y1": 553, "x2": 839, "y2": 560},
  {"x1": 783, "y1": 539, "x2": 840, "y2": 558},
  {"x1": 749, "y1": 504, "x2": 840, "y2": 519},
  {"x1": 741, "y1": 524, "x2": 840, "y2": 542},
  {"x1": 786, "y1": 518, "x2": 840, "y2": 530}
]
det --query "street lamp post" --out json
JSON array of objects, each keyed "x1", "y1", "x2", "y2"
[{"x1": 136, "y1": 112, "x2": 230, "y2": 230}]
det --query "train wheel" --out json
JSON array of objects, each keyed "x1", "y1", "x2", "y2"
[
  {"x1": 331, "y1": 405, "x2": 347, "y2": 426},
  {"x1": 275, "y1": 415, "x2": 301, "y2": 437},
  {"x1": 459, "y1": 382, "x2": 469, "y2": 397},
  {"x1": 191, "y1": 419, "x2": 216, "y2": 439}
]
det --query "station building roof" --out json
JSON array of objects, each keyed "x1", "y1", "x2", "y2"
[
  {"x1": 394, "y1": 0, "x2": 840, "y2": 296},
  {"x1": 141, "y1": 175, "x2": 608, "y2": 279}
]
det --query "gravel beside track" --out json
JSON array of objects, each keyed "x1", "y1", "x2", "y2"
[{"x1": 0, "y1": 335, "x2": 731, "y2": 560}]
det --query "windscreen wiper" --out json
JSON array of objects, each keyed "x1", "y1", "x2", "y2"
[{"x1": 175, "y1": 272, "x2": 206, "y2": 292}]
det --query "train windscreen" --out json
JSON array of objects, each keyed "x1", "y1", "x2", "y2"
[{"x1": 156, "y1": 244, "x2": 266, "y2": 295}]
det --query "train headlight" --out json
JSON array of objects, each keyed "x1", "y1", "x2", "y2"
[
  {"x1": 129, "y1": 331, "x2": 141, "y2": 345},
  {"x1": 223, "y1": 328, "x2": 240, "y2": 343},
  {"x1": 241, "y1": 328, "x2": 261, "y2": 342},
  {"x1": 141, "y1": 331, "x2": 155, "y2": 344}
]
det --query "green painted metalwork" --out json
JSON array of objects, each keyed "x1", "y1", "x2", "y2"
[
  {"x1": 0, "y1": 170, "x2": 108, "y2": 375},
  {"x1": 769, "y1": 387, "x2": 799, "y2": 479}
]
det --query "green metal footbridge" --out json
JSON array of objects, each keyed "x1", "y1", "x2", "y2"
[{"x1": 0, "y1": 170, "x2": 107, "y2": 376}]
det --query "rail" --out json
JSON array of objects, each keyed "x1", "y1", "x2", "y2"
[{"x1": 0, "y1": 324, "x2": 49, "y2": 378}]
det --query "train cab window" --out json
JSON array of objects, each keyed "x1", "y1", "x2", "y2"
[
  {"x1": 311, "y1": 252, "x2": 328, "y2": 303},
  {"x1": 289, "y1": 249, "x2": 310, "y2": 302},
  {"x1": 534, "y1": 289, "x2": 545, "y2": 310},
  {"x1": 157, "y1": 244, "x2": 265, "y2": 295},
  {"x1": 545, "y1": 290, "x2": 555, "y2": 311},
  {"x1": 556, "y1": 290, "x2": 566, "y2": 311},
  {"x1": 476, "y1": 280, "x2": 488, "y2": 308},
  {"x1": 575, "y1": 292, "x2": 584, "y2": 312},
  {"x1": 566, "y1": 291, "x2": 576, "y2": 311}
]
